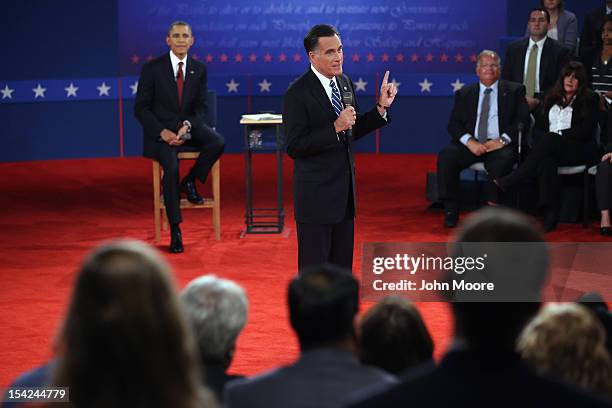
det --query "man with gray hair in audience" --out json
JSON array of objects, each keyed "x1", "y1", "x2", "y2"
[{"x1": 181, "y1": 275, "x2": 249, "y2": 403}]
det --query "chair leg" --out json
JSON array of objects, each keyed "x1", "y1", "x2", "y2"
[
  {"x1": 583, "y1": 170, "x2": 589, "y2": 229},
  {"x1": 153, "y1": 161, "x2": 162, "y2": 242},
  {"x1": 212, "y1": 160, "x2": 221, "y2": 240}
]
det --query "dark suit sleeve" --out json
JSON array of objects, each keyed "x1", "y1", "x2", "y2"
[
  {"x1": 563, "y1": 13, "x2": 578, "y2": 51},
  {"x1": 134, "y1": 61, "x2": 165, "y2": 140},
  {"x1": 187, "y1": 66, "x2": 209, "y2": 128},
  {"x1": 501, "y1": 84, "x2": 529, "y2": 145},
  {"x1": 447, "y1": 89, "x2": 471, "y2": 142},
  {"x1": 563, "y1": 92, "x2": 599, "y2": 143},
  {"x1": 501, "y1": 46, "x2": 515, "y2": 83},
  {"x1": 284, "y1": 87, "x2": 340, "y2": 159}
]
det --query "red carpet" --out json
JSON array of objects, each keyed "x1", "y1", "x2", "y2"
[{"x1": 0, "y1": 153, "x2": 607, "y2": 386}]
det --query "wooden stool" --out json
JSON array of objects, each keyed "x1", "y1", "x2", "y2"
[{"x1": 153, "y1": 152, "x2": 220, "y2": 241}]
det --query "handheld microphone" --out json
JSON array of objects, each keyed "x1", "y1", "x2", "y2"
[{"x1": 341, "y1": 90, "x2": 355, "y2": 138}]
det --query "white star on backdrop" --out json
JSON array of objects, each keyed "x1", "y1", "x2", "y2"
[
  {"x1": 390, "y1": 78, "x2": 401, "y2": 90},
  {"x1": 32, "y1": 84, "x2": 47, "y2": 98},
  {"x1": 64, "y1": 83, "x2": 79, "y2": 97},
  {"x1": 97, "y1": 82, "x2": 111, "y2": 96},
  {"x1": 226, "y1": 79, "x2": 240, "y2": 93},
  {"x1": 451, "y1": 79, "x2": 465, "y2": 92},
  {"x1": 418, "y1": 78, "x2": 432, "y2": 93},
  {"x1": 130, "y1": 81, "x2": 138, "y2": 95},
  {"x1": 354, "y1": 78, "x2": 367, "y2": 92},
  {"x1": 1, "y1": 85, "x2": 14, "y2": 99},
  {"x1": 258, "y1": 79, "x2": 272, "y2": 92}
]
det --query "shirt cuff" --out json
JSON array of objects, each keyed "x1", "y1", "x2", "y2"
[
  {"x1": 459, "y1": 134, "x2": 472, "y2": 146},
  {"x1": 501, "y1": 133, "x2": 512, "y2": 145}
]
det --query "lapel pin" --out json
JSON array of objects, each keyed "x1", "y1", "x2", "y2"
[
  {"x1": 190, "y1": 70, "x2": 195, "y2": 74},
  {"x1": 343, "y1": 86, "x2": 348, "y2": 90}
]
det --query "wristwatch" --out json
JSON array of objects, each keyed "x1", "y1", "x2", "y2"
[{"x1": 183, "y1": 120, "x2": 192, "y2": 132}]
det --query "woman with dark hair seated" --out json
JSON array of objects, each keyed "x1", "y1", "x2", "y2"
[
  {"x1": 358, "y1": 296, "x2": 433, "y2": 375},
  {"x1": 496, "y1": 61, "x2": 600, "y2": 231},
  {"x1": 583, "y1": 15, "x2": 612, "y2": 105},
  {"x1": 50, "y1": 239, "x2": 214, "y2": 408}
]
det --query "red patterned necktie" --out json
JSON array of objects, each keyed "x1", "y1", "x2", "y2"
[{"x1": 176, "y1": 61, "x2": 184, "y2": 106}]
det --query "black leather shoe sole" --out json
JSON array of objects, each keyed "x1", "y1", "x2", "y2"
[{"x1": 601, "y1": 227, "x2": 611, "y2": 236}]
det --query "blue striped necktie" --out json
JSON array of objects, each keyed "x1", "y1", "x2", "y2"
[{"x1": 330, "y1": 79, "x2": 343, "y2": 116}]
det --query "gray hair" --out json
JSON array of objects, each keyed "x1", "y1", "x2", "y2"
[
  {"x1": 181, "y1": 275, "x2": 248, "y2": 363},
  {"x1": 476, "y1": 49, "x2": 501, "y2": 68}
]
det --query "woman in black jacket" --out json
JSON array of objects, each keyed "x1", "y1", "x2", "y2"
[{"x1": 496, "y1": 61, "x2": 600, "y2": 231}]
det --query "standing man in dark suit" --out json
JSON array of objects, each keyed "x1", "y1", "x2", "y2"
[
  {"x1": 284, "y1": 24, "x2": 397, "y2": 271},
  {"x1": 437, "y1": 50, "x2": 529, "y2": 228},
  {"x1": 580, "y1": 1, "x2": 612, "y2": 60},
  {"x1": 502, "y1": 7, "x2": 570, "y2": 112},
  {"x1": 135, "y1": 21, "x2": 224, "y2": 253}
]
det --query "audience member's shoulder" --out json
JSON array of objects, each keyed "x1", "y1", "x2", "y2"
[
  {"x1": 508, "y1": 36, "x2": 528, "y2": 49},
  {"x1": 563, "y1": 9, "x2": 577, "y2": 22},
  {"x1": 455, "y1": 82, "x2": 478, "y2": 97},
  {"x1": 531, "y1": 372, "x2": 612, "y2": 408},
  {"x1": 346, "y1": 361, "x2": 433, "y2": 408},
  {"x1": 500, "y1": 79, "x2": 525, "y2": 92},
  {"x1": 9, "y1": 361, "x2": 54, "y2": 388}
]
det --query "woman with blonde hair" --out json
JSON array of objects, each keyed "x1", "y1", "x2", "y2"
[{"x1": 517, "y1": 302, "x2": 612, "y2": 398}]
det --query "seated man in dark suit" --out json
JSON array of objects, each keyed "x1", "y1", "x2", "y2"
[
  {"x1": 135, "y1": 21, "x2": 224, "y2": 253},
  {"x1": 348, "y1": 207, "x2": 611, "y2": 408},
  {"x1": 503, "y1": 7, "x2": 571, "y2": 112},
  {"x1": 437, "y1": 50, "x2": 528, "y2": 228},
  {"x1": 224, "y1": 263, "x2": 395, "y2": 408},
  {"x1": 180, "y1": 275, "x2": 248, "y2": 404}
]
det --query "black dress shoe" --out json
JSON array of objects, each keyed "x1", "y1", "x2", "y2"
[
  {"x1": 601, "y1": 226, "x2": 612, "y2": 236},
  {"x1": 444, "y1": 210, "x2": 459, "y2": 228},
  {"x1": 170, "y1": 226, "x2": 184, "y2": 253},
  {"x1": 180, "y1": 179, "x2": 204, "y2": 205}
]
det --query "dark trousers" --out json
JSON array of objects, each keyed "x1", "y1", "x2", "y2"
[
  {"x1": 437, "y1": 141, "x2": 516, "y2": 211},
  {"x1": 503, "y1": 132, "x2": 593, "y2": 208},
  {"x1": 596, "y1": 160, "x2": 612, "y2": 211},
  {"x1": 297, "y1": 217, "x2": 355, "y2": 271},
  {"x1": 158, "y1": 125, "x2": 225, "y2": 225}
]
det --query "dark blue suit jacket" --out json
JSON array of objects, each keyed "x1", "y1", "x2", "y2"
[
  {"x1": 284, "y1": 69, "x2": 388, "y2": 224},
  {"x1": 134, "y1": 53, "x2": 209, "y2": 160},
  {"x1": 224, "y1": 348, "x2": 395, "y2": 408}
]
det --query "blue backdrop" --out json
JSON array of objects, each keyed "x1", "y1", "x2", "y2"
[{"x1": 0, "y1": 0, "x2": 603, "y2": 161}]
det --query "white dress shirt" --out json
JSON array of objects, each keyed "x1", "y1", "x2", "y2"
[
  {"x1": 460, "y1": 81, "x2": 511, "y2": 146},
  {"x1": 548, "y1": 103, "x2": 573, "y2": 134},
  {"x1": 169, "y1": 51, "x2": 187, "y2": 80}
]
